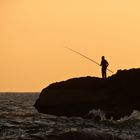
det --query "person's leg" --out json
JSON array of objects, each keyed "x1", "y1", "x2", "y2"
[
  {"x1": 104, "y1": 73, "x2": 106, "y2": 79},
  {"x1": 102, "y1": 69, "x2": 104, "y2": 78},
  {"x1": 104, "y1": 69, "x2": 107, "y2": 79},
  {"x1": 102, "y1": 68, "x2": 106, "y2": 79}
]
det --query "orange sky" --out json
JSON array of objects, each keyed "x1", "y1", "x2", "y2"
[{"x1": 0, "y1": 0, "x2": 140, "y2": 91}]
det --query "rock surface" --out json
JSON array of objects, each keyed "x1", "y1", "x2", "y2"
[{"x1": 34, "y1": 68, "x2": 140, "y2": 120}]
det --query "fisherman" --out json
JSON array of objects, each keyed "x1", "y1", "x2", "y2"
[
  {"x1": 100, "y1": 56, "x2": 109, "y2": 79},
  {"x1": 66, "y1": 47, "x2": 113, "y2": 74}
]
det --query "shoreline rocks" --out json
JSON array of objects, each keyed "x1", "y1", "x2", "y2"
[{"x1": 34, "y1": 68, "x2": 140, "y2": 120}]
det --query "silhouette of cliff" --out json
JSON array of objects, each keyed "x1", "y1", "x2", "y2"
[{"x1": 34, "y1": 68, "x2": 140, "y2": 120}]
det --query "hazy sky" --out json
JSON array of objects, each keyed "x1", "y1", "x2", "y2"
[{"x1": 1, "y1": 0, "x2": 140, "y2": 91}]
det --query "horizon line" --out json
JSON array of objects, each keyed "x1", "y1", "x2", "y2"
[{"x1": 0, "y1": 91, "x2": 40, "y2": 93}]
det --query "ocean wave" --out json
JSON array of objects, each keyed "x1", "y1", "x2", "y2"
[
  {"x1": 0, "y1": 111, "x2": 35, "y2": 118},
  {"x1": 87, "y1": 109, "x2": 107, "y2": 121},
  {"x1": 87, "y1": 109, "x2": 140, "y2": 122},
  {"x1": 49, "y1": 128, "x2": 135, "y2": 140},
  {"x1": 118, "y1": 110, "x2": 140, "y2": 122},
  {"x1": 0, "y1": 93, "x2": 140, "y2": 140}
]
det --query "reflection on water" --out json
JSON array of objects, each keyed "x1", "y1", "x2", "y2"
[{"x1": 0, "y1": 93, "x2": 139, "y2": 140}]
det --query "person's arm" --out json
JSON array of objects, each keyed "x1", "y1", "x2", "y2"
[{"x1": 106, "y1": 61, "x2": 109, "y2": 67}]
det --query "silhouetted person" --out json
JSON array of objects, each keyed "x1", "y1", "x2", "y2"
[{"x1": 100, "y1": 56, "x2": 109, "y2": 79}]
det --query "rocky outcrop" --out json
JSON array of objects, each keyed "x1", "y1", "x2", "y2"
[{"x1": 34, "y1": 68, "x2": 140, "y2": 120}]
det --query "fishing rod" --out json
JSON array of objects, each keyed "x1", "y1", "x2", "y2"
[{"x1": 65, "y1": 47, "x2": 113, "y2": 73}]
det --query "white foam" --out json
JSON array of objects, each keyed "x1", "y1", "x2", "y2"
[
  {"x1": 118, "y1": 110, "x2": 140, "y2": 122},
  {"x1": 88, "y1": 109, "x2": 106, "y2": 120}
]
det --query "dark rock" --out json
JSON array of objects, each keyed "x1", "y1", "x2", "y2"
[{"x1": 34, "y1": 68, "x2": 140, "y2": 120}]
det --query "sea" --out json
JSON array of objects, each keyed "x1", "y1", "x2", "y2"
[{"x1": 0, "y1": 92, "x2": 140, "y2": 140}]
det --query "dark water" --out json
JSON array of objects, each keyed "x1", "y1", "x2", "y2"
[{"x1": 0, "y1": 93, "x2": 140, "y2": 140}]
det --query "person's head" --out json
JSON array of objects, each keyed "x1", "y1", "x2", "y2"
[{"x1": 102, "y1": 56, "x2": 105, "y2": 60}]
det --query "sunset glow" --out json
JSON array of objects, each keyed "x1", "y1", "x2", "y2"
[{"x1": 1, "y1": 0, "x2": 140, "y2": 91}]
